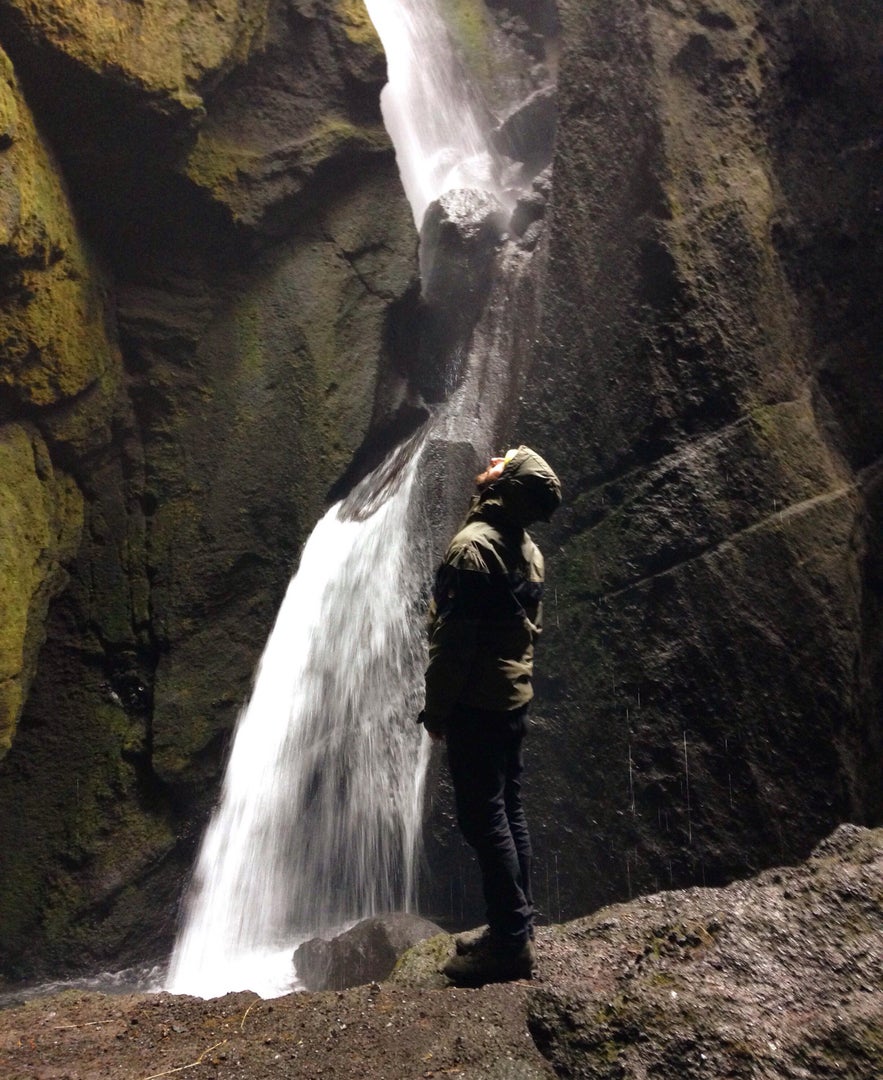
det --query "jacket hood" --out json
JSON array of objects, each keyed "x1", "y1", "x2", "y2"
[{"x1": 479, "y1": 445, "x2": 562, "y2": 526}]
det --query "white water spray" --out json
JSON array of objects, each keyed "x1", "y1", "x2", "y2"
[
  {"x1": 166, "y1": 452, "x2": 429, "y2": 998},
  {"x1": 363, "y1": 0, "x2": 507, "y2": 228}
]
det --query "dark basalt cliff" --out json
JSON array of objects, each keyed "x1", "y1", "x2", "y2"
[
  {"x1": 0, "y1": 0, "x2": 880, "y2": 984},
  {"x1": 503, "y1": 0, "x2": 882, "y2": 923}
]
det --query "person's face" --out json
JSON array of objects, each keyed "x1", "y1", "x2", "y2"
[{"x1": 475, "y1": 456, "x2": 507, "y2": 490}]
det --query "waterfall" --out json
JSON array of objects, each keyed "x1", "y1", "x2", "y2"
[
  {"x1": 167, "y1": 0, "x2": 533, "y2": 999},
  {"x1": 363, "y1": 0, "x2": 507, "y2": 228},
  {"x1": 167, "y1": 445, "x2": 430, "y2": 998}
]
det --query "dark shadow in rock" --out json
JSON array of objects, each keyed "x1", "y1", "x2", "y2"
[
  {"x1": 493, "y1": 85, "x2": 557, "y2": 191},
  {"x1": 328, "y1": 190, "x2": 508, "y2": 510},
  {"x1": 510, "y1": 166, "x2": 553, "y2": 239}
]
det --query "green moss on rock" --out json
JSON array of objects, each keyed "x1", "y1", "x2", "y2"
[
  {"x1": 334, "y1": 0, "x2": 384, "y2": 52},
  {"x1": 436, "y1": 0, "x2": 495, "y2": 85},
  {"x1": 0, "y1": 424, "x2": 83, "y2": 758},
  {"x1": 0, "y1": 44, "x2": 118, "y2": 413},
  {"x1": 388, "y1": 933, "x2": 451, "y2": 989},
  {"x1": 4, "y1": 0, "x2": 271, "y2": 112},
  {"x1": 183, "y1": 130, "x2": 265, "y2": 203},
  {"x1": 0, "y1": 679, "x2": 175, "y2": 972},
  {"x1": 301, "y1": 116, "x2": 390, "y2": 166},
  {"x1": 184, "y1": 115, "x2": 390, "y2": 219}
]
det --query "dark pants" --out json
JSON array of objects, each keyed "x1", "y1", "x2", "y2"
[{"x1": 446, "y1": 703, "x2": 534, "y2": 946}]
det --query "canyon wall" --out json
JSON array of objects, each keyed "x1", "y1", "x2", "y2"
[
  {"x1": 0, "y1": 0, "x2": 418, "y2": 978},
  {"x1": 505, "y1": 0, "x2": 882, "y2": 922},
  {"x1": 0, "y1": 0, "x2": 879, "y2": 980}
]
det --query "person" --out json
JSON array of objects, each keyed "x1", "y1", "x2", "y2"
[{"x1": 417, "y1": 445, "x2": 562, "y2": 985}]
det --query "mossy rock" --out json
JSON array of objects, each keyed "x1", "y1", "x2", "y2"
[
  {"x1": 334, "y1": 0, "x2": 384, "y2": 52},
  {"x1": 437, "y1": 0, "x2": 496, "y2": 86},
  {"x1": 0, "y1": 423, "x2": 83, "y2": 758},
  {"x1": 0, "y1": 43, "x2": 118, "y2": 413},
  {"x1": 183, "y1": 115, "x2": 391, "y2": 222},
  {"x1": 0, "y1": 675, "x2": 176, "y2": 972},
  {"x1": 0, "y1": 0, "x2": 271, "y2": 112},
  {"x1": 388, "y1": 932, "x2": 452, "y2": 990}
]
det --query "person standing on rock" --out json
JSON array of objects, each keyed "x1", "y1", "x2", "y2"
[{"x1": 418, "y1": 445, "x2": 562, "y2": 985}]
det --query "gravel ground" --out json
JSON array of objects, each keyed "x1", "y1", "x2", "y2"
[
  {"x1": 0, "y1": 940, "x2": 562, "y2": 1080},
  {"x1": 3, "y1": 826, "x2": 881, "y2": 1080}
]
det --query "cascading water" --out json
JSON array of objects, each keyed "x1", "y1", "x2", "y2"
[
  {"x1": 363, "y1": 0, "x2": 509, "y2": 228},
  {"x1": 167, "y1": 0, "x2": 543, "y2": 999},
  {"x1": 167, "y1": 445, "x2": 429, "y2": 998}
]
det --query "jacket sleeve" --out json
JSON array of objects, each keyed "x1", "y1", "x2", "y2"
[{"x1": 422, "y1": 547, "x2": 488, "y2": 730}]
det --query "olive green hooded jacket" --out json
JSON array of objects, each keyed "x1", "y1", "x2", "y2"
[{"x1": 421, "y1": 446, "x2": 562, "y2": 732}]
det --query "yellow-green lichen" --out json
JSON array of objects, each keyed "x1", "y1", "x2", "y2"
[
  {"x1": 0, "y1": 45, "x2": 118, "y2": 413},
  {"x1": 389, "y1": 933, "x2": 452, "y2": 988},
  {"x1": 184, "y1": 129, "x2": 265, "y2": 200},
  {"x1": 8, "y1": 0, "x2": 271, "y2": 108},
  {"x1": 0, "y1": 424, "x2": 84, "y2": 758},
  {"x1": 184, "y1": 117, "x2": 390, "y2": 216},
  {"x1": 436, "y1": 0, "x2": 495, "y2": 83},
  {"x1": 300, "y1": 116, "x2": 390, "y2": 168},
  {"x1": 0, "y1": 263, "x2": 115, "y2": 407},
  {"x1": 335, "y1": 0, "x2": 384, "y2": 52}
]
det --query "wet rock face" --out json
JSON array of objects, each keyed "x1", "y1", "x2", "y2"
[
  {"x1": 420, "y1": 189, "x2": 509, "y2": 305},
  {"x1": 527, "y1": 824, "x2": 883, "y2": 1079},
  {"x1": 494, "y1": 85, "x2": 557, "y2": 188},
  {"x1": 485, "y1": 0, "x2": 560, "y2": 41},
  {"x1": 511, "y1": 0, "x2": 882, "y2": 925},
  {"x1": 416, "y1": 188, "x2": 508, "y2": 399}
]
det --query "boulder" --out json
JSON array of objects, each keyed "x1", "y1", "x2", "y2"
[
  {"x1": 419, "y1": 188, "x2": 509, "y2": 306},
  {"x1": 416, "y1": 188, "x2": 508, "y2": 399},
  {"x1": 494, "y1": 85, "x2": 557, "y2": 186},
  {"x1": 528, "y1": 824, "x2": 883, "y2": 1079},
  {"x1": 293, "y1": 913, "x2": 444, "y2": 992}
]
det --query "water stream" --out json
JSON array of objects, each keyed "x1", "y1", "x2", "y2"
[
  {"x1": 363, "y1": 0, "x2": 508, "y2": 228},
  {"x1": 166, "y1": 0, "x2": 535, "y2": 999},
  {"x1": 166, "y1": 446, "x2": 429, "y2": 998}
]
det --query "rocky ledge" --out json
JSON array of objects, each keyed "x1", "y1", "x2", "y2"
[{"x1": 1, "y1": 824, "x2": 880, "y2": 1079}]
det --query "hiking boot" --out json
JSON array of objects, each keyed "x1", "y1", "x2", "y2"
[
  {"x1": 443, "y1": 937, "x2": 535, "y2": 986},
  {"x1": 454, "y1": 926, "x2": 491, "y2": 955},
  {"x1": 455, "y1": 922, "x2": 536, "y2": 954}
]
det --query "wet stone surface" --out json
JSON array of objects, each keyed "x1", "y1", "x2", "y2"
[{"x1": 2, "y1": 825, "x2": 880, "y2": 1079}]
